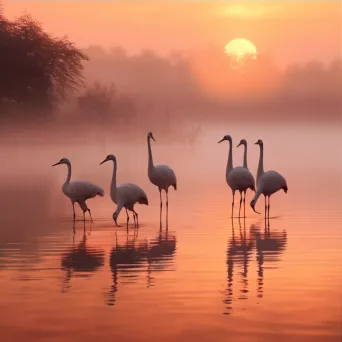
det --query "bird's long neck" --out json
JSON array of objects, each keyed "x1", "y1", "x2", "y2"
[
  {"x1": 257, "y1": 144, "x2": 264, "y2": 182},
  {"x1": 226, "y1": 139, "x2": 233, "y2": 175},
  {"x1": 243, "y1": 144, "x2": 248, "y2": 169},
  {"x1": 116, "y1": 203, "x2": 124, "y2": 218},
  {"x1": 110, "y1": 158, "x2": 117, "y2": 201},
  {"x1": 64, "y1": 163, "x2": 72, "y2": 186},
  {"x1": 147, "y1": 136, "x2": 154, "y2": 174},
  {"x1": 252, "y1": 190, "x2": 262, "y2": 205}
]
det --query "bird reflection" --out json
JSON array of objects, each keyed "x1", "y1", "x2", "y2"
[
  {"x1": 147, "y1": 230, "x2": 176, "y2": 287},
  {"x1": 252, "y1": 220, "x2": 287, "y2": 300},
  {"x1": 61, "y1": 228, "x2": 105, "y2": 293},
  {"x1": 223, "y1": 219, "x2": 287, "y2": 314},
  {"x1": 224, "y1": 218, "x2": 254, "y2": 314},
  {"x1": 106, "y1": 233, "x2": 148, "y2": 306},
  {"x1": 106, "y1": 229, "x2": 177, "y2": 306}
]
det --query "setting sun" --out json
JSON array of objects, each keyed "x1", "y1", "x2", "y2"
[{"x1": 224, "y1": 38, "x2": 257, "y2": 60}]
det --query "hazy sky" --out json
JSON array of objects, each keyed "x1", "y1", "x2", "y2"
[{"x1": 4, "y1": 1, "x2": 341, "y2": 65}]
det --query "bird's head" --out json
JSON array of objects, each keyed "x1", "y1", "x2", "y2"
[
  {"x1": 112, "y1": 210, "x2": 120, "y2": 227},
  {"x1": 218, "y1": 135, "x2": 232, "y2": 144},
  {"x1": 255, "y1": 139, "x2": 263, "y2": 146},
  {"x1": 148, "y1": 132, "x2": 156, "y2": 142},
  {"x1": 100, "y1": 154, "x2": 116, "y2": 165},
  {"x1": 237, "y1": 139, "x2": 247, "y2": 148},
  {"x1": 52, "y1": 158, "x2": 70, "y2": 167},
  {"x1": 250, "y1": 199, "x2": 261, "y2": 214}
]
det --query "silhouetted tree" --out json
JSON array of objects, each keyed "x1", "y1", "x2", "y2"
[{"x1": 0, "y1": 7, "x2": 87, "y2": 112}]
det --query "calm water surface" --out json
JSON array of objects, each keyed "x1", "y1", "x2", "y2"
[{"x1": 0, "y1": 123, "x2": 341, "y2": 342}]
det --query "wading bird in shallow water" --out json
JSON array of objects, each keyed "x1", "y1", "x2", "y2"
[
  {"x1": 100, "y1": 154, "x2": 148, "y2": 228},
  {"x1": 52, "y1": 158, "x2": 104, "y2": 222},
  {"x1": 218, "y1": 135, "x2": 255, "y2": 218},
  {"x1": 250, "y1": 139, "x2": 288, "y2": 218},
  {"x1": 146, "y1": 132, "x2": 177, "y2": 225},
  {"x1": 237, "y1": 139, "x2": 255, "y2": 217}
]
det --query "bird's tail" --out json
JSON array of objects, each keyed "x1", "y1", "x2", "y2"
[
  {"x1": 138, "y1": 196, "x2": 149, "y2": 205},
  {"x1": 283, "y1": 186, "x2": 288, "y2": 194},
  {"x1": 172, "y1": 183, "x2": 177, "y2": 191},
  {"x1": 97, "y1": 189, "x2": 105, "y2": 197}
]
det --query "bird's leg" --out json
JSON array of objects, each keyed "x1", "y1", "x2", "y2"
[
  {"x1": 231, "y1": 190, "x2": 235, "y2": 218},
  {"x1": 243, "y1": 191, "x2": 246, "y2": 218},
  {"x1": 134, "y1": 210, "x2": 139, "y2": 227},
  {"x1": 132, "y1": 211, "x2": 137, "y2": 227},
  {"x1": 166, "y1": 190, "x2": 169, "y2": 228},
  {"x1": 83, "y1": 211, "x2": 85, "y2": 222},
  {"x1": 267, "y1": 196, "x2": 271, "y2": 220},
  {"x1": 159, "y1": 189, "x2": 163, "y2": 230},
  {"x1": 264, "y1": 195, "x2": 267, "y2": 219},
  {"x1": 238, "y1": 191, "x2": 242, "y2": 218},
  {"x1": 72, "y1": 202, "x2": 76, "y2": 221},
  {"x1": 87, "y1": 209, "x2": 93, "y2": 223},
  {"x1": 125, "y1": 208, "x2": 130, "y2": 226}
]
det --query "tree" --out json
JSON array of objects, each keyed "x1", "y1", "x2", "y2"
[{"x1": 0, "y1": 7, "x2": 87, "y2": 112}]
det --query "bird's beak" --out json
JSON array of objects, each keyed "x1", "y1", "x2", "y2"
[
  {"x1": 237, "y1": 142, "x2": 242, "y2": 147},
  {"x1": 255, "y1": 141, "x2": 259, "y2": 145},
  {"x1": 99, "y1": 158, "x2": 107, "y2": 165},
  {"x1": 113, "y1": 217, "x2": 121, "y2": 227},
  {"x1": 251, "y1": 204, "x2": 261, "y2": 214},
  {"x1": 151, "y1": 136, "x2": 156, "y2": 142},
  {"x1": 52, "y1": 162, "x2": 60, "y2": 167},
  {"x1": 218, "y1": 138, "x2": 225, "y2": 144}
]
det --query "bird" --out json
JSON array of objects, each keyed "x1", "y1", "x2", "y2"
[
  {"x1": 236, "y1": 139, "x2": 249, "y2": 169},
  {"x1": 146, "y1": 132, "x2": 177, "y2": 220},
  {"x1": 52, "y1": 158, "x2": 104, "y2": 222},
  {"x1": 100, "y1": 154, "x2": 148, "y2": 228},
  {"x1": 237, "y1": 139, "x2": 256, "y2": 216},
  {"x1": 250, "y1": 139, "x2": 288, "y2": 219},
  {"x1": 218, "y1": 135, "x2": 255, "y2": 218}
]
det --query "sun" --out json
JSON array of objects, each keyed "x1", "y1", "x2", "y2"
[{"x1": 224, "y1": 38, "x2": 257, "y2": 61}]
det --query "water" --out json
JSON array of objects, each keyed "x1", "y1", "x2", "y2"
[{"x1": 0, "y1": 122, "x2": 341, "y2": 342}]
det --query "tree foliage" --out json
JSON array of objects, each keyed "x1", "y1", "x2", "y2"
[{"x1": 0, "y1": 7, "x2": 87, "y2": 111}]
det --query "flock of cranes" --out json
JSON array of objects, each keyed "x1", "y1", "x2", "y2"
[
  {"x1": 218, "y1": 135, "x2": 288, "y2": 220},
  {"x1": 52, "y1": 132, "x2": 288, "y2": 227}
]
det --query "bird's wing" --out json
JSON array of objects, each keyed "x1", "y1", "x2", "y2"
[
  {"x1": 155, "y1": 165, "x2": 177, "y2": 187},
  {"x1": 117, "y1": 183, "x2": 148, "y2": 206},
  {"x1": 259, "y1": 171, "x2": 286, "y2": 192},
  {"x1": 67, "y1": 181, "x2": 104, "y2": 199},
  {"x1": 228, "y1": 167, "x2": 255, "y2": 189}
]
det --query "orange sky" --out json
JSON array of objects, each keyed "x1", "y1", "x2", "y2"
[{"x1": 3, "y1": 1, "x2": 341, "y2": 65}]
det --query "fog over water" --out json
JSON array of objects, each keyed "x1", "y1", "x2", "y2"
[{"x1": 0, "y1": 120, "x2": 340, "y2": 342}]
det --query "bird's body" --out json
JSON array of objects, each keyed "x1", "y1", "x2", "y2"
[
  {"x1": 227, "y1": 166, "x2": 255, "y2": 192},
  {"x1": 147, "y1": 132, "x2": 177, "y2": 224},
  {"x1": 250, "y1": 140, "x2": 288, "y2": 218},
  {"x1": 53, "y1": 158, "x2": 104, "y2": 222},
  {"x1": 63, "y1": 181, "x2": 104, "y2": 203},
  {"x1": 148, "y1": 164, "x2": 177, "y2": 191},
  {"x1": 256, "y1": 170, "x2": 287, "y2": 197},
  {"x1": 100, "y1": 155, "x2": 148, "y2": 227},
  {"x1": 219, "y1": 135, "x2": 255, "y2": 218}
]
